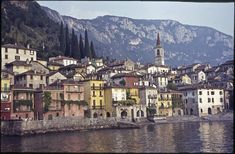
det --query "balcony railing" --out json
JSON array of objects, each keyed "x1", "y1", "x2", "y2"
[
  {"x1": 148, "y1": 95, "x2": 157, "y2": 99},
  {"x1": 91, "y1": 86, "x2": 104, "y2": 90},
  {"x1": 92, "y1": 105, "x2": 105, "y2": 109},
  {"x1": 159, "y1": 105, "x2": 172, "y2": 109},
  {"x1": 158, "y1": 98, "x2": 172, "y2": 101},
  {"x1": 1, "y1": 87, "x2": 10, "y2": 92},
  {"x1": 66, "y1": 89, "x2": 83, "y2": 93},
  {"x1": 13, "y1": 100, "x2": 33, "y2": 112}
]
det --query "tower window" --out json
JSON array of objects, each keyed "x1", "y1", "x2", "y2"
[{"x1": 157, "y1": 49, "x2": 160, "y2": 56}]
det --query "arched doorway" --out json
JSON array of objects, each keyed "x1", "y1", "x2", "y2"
[
  {"x1": 208, "y1": 108, "x2": 212, "y2": 114},
  {"x1": 121, "y1": 110, "x2": 127, "y2": 119},
  {"x1": 137, "y1": 110, "x2": 144, "y2": 117},
  {"x1": 106, "y1": 112, "x2": 111, "y2": 117},
  {"x1": 93, "y1": 112, "x2": 98, "y2": 118},
  {"x1": 190, "y1": 108, "x2": 193, "y2": 115},
  {"x1": 178, "y1": 110, "x2": 181, "y2": 116}
]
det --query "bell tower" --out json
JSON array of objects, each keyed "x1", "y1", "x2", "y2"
[{"x1": 154, "y1": 33, "x2": 164, "y2": 65}]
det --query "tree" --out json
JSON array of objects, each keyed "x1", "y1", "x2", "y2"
[
  {"x1": 167, "y1": 83, "x2": 177, "y2": 90},
  {"x1": 71, "y1": 31, "x2": 81, "y2": 60},
  {"x1": 43, "y1": 91, "x2": 52, "y2": 113},
  {"x1": 84, "y1": 29, "x2": 90, "y2": 58},
  {"x1": 79, "y1": 34, "x2": 84, "y2": 58},
  {"x1": 90, "y1": 41, "x2": 96, "y2": 59},
  {"x1": 65, "y1": 24, "x2": 70, "y2": 57},
  {"x1": 119, "y1": 79, "x2": 126, "y2": 86},
  {"x1": 59, "y1": 21, "x2": 65, "y2": 54}
]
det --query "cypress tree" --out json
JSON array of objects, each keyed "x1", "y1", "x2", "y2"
[
  {"x1": 71, "y1": 28, "x2": 75, "y2": 57},
  {"x1": 65, "y1": 24, "x2": 70, "y2": 57},
  {"x1": 84, "y1": 29, "x2": 90, "y2": 58},
  {"x1": 90, "y1": 41, "x2": 96, "y2": 59},
  {"x1": 59, "y1": 21, "x2": 65, "y2": 54},
  {"x1": 74, "y1": 35, "x2": 80, "y2": 59},
  {"x1": 79, "y1": 34, "x2": 84, "y2": 58}
]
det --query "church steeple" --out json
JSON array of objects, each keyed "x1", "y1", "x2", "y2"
[{"x1": 157, "y1": 33, "x2": 161, "y2": 46}]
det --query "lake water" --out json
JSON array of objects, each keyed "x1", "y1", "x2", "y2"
[{"x1": 1, "y1": 121, "x2": 233, "y2": 153}]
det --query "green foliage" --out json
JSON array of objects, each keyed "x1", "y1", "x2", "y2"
[
  {"x1": 167, "y1": 83, "x2": 177, "y2": 90},
  {"x1": 59, "y1": 21, "x2": 66, "y2": 54},
  {"x1": 65, "y1": 24, "x2": 70, "y2": 57},
  {"x1": 71, "y1": 29, "x2": 81, "y2": 59},
  {"x1": 13, "y1": 100, "x2": 33, "y2": 112},
  {"x1": 43, "y1": 91, "x2": 52, "y2": 112},
  {"x1": 119, "y1": 79, "x2": 126, "y2": 86},
  {"x1": 90, "y1": 41, "x2": 96, "y2": 59},
  {"x1": 79, "y1": 34, "x2": 84, "y2": 58},
  {"x1": 113, "y1": 100, "x2": 135, "y2": 106},
  {"x1": 84, "y1": 29, "x2": 90, "y2": 58}
]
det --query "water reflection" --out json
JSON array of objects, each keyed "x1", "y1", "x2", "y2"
[{"x1": 1, "y1": 121, "x2": 233, "y2": 153}]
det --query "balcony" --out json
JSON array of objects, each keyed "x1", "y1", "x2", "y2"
[
  {"x1": 13, "y1": 100, "x2": 33, "y2": 112},
  {"x1": 66, "y1": 89, "x2": 83, "y2": 93},
  {"x1": 113, "y1": 99, "x2": 136, "y2": 106},
  {"x1": 159, "y1": 105, "x2": 172, "y2": 109},
  {"x1": 1, "y1": 87, "x2": 10, "y2": 92},
  {"x1": 91, "y1": 86, "x2": 104, "y2": 90},
  {"x1": 92, "y1": 105, "x2": 105, "y2": 109},
  {"x1": 148, "y1": 95, "x2": 157, "y2": 99},
  {"x1": 158, "y1": 98, "x2": 172, "y2": 101}
]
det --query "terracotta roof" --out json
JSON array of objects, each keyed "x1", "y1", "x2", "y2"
[
  {"x1": 5, "y1": 60, "x2": 32, "y2": 67},
  {"x1": 111, "y1": 72, "x2": 141, "y2": 79},
  {"x1": 2, "y1": 44, "x2": 38, "y2": 51},
  {"x1": 15, "y1": 70, "x2": 46, "y2": 76}
]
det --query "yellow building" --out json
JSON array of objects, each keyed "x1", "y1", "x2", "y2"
[
  {"x1": 5, "y1": 60, "x2": 32, "y2": 75},
  {"x1": 157, "y1": 91, "x2": 173, "y2": 117},
  {"x1": 104, "y1": 86, "x2": 127, "y2": 117},
  {"x1": 82, "y1": 79, "x2": 105, "y2": 118},
  {"x1": 127, "y1": 87, "x2": 140, "y2": 104}
]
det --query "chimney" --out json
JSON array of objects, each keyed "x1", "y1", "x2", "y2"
[
  {"x1": 34, "y1": 70, "x2": 36, "y2": 74},
  {"x1": 27, "y1": 44, "x2": 30, "y2": 49}
]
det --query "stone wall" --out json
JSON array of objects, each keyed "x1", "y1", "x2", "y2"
[{"x1": 1, "y1": 117, "x2": 119, "y2": 136}]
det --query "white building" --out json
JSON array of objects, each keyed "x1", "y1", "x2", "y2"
[
  {"x1": 49, "y1": 55, "x2": 77, "y2": 66},
  {"x1": 147, "y1": 65, "x2": 169, "y2": 74},
  {"x1": 153, "y1": 74, "x2": 168, "y2": 88},
  {"x1": 1, "y1": 44, "x2": 37, "y2": 69},
  {"x1": 179, "y1": 85, "x2": 224, "y2": 117},
  {"x1": 139, "y1": 86, "x2": 158, "y2": 107},
  {"x1": 188, "y1": 70, "x2": 206, "y2": 84}
]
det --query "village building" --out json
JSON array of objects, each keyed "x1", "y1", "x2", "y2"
[
  {"x1": 1, "y1": 76, "x2": 11, "y2": 120},
  {"x1": 171, "y1": 74, "x2": 192, "y2": 86},
  {"x1": 170, "y1": 90, "x2": 184, "y2": 116},
  {"x1": 49, "y1": 55, "x2": 77, "y2": 66},
  {"x1": 188, "y1": 70, "x2": 206, "y2": 84},
  {"x1": 111, "y1": 72, "x2": 141, "y2": 88},
  {"x1": 11, "y1": 85, "x2": 35, "y2": 120},
  {"x1": 153, "y1": 73, "x2": 168, "y2": 89},
  {"x1": 177, "y1": 63, "x2": 201, "y2": 75},
  {"x1": 82, "y1": 79, "x2": 105, "y2": 118},
  {"x1": 179, "y1": 85, "x2": 225, "y2": 117},
  {"x1": 157, "y1": 90, "x2": 173, "y2": 117},
  {"x1": 1, "y1": 69, "x2": 14, "y2": 85},
  {"x1": 46, "y1": 71, "x2": 67, "y2": 85},
  {"x1": 14, "y1": 70, "x2": 47, "y2": 89},
  {"x1": 108, "y1": 59, "x2": 135, "y2": 71},
  {"x1": 5, "y1": 60, "x2": 32, "y2": 75},
  {"x1": 31, "y1": 61, "x2": 50, "y2": 74},
  {"x1": 1, "y1": 44, "x2": 37, "y2": 69},
  {"x1": 47, "y1": 61, "x2": 64, "y2": 71}
]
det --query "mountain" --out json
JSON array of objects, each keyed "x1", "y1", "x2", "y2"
[
  {"x1": 2, "y1": 1, "x2": 233, "y2": 66},
  {"x1": 42, "y1": 6, "x2": 234, "y2": 66}
]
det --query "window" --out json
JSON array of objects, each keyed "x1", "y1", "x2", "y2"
[
  {"x1": 30, "y1": 50, "x2": 34, "y2": 55},
  {"x1": 212, "y1": 98, "x2": 214, "y2": 103},
  {"x1": 93, "y1": 91, "x2": 95, "y2": 97},
  {"x1": 5, "y1": 48, "x2": 8, "y2": 53},
  {"x1": 219, "y1": 91, "x2": 223, "y2": 95},
  {"x1": 30, "y1": 75, "x2": 33, "y2": 80},
  {"x1": 16, "y1": 49, "x2": 19, "y2": 54},
  {"x1": 199, "y1": 98, "x2": 202, "y2": 103},
  {"x1": 192, "y1": 92, "x2": 195, "y2": 96},
  {"x1": 15, "y1": 56, "x2": 20, "y2": 61},
  {"x1": 185, "y1": 99, "x2": 188, "y2": 104},
  {"x1": 100, "y1": 91, "x2": 102, "y2": 96},
  {"x1": 100, "y1": 100, "x2": 102, "y2": 108},
  {"x1": 199, "y1": 91, "x2": 202, "y2": 95},
  {"x1": 29, "y1": 84, "x2": 33, "y2": 88},
  {"x1": 31, "y1": 57, "x2": 33, "y2": 61},
  {"x1": 220, "y1": 98, "x2": 223, "y2": 102},
  {"x1": 40, "y1": 75, "x2": 43, "y2": 80},
  {"x1": 185, "y1": 92, "x2": 187, "y2": 96},
  {"x1": 5, "y1": 55, "x2": 8, "y2": 59},
  {"x1": 93, "y1": 100, "x2": 96, "y2": 107},
  {"x1": 68, "y1": 94, "x2": 71, "y2": 100},
  {"x1": 211, "y1": 91, "x2": 214, "y2": 95},
  {"x1": 157, "y1": 50, "x2": 160, "y2": 56},
  {"x1": 207, "y1": 91, "x2": 209, "y2": 95},
  {"x1": 201, "y1": 109, "x2": 203, "y2": 113},
  {"x1": 208, "y1": 98, "x2": 211, "y2": 103}
]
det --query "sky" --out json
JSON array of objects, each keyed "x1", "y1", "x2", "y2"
[{"x1": 37, "y1": 1, "x2": 234, "y2": 37}]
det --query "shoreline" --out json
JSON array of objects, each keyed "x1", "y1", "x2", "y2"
[{"x1": 1, "y1": 112, "x2": 233, "y2": 136}]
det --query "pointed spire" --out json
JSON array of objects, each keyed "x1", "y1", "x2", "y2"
[{"x1": 157, "y1": 33, "x2": 160, "y2": 46}]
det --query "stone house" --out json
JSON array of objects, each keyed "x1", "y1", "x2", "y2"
[
  {"x1": 111, "y1": 72, "x2": 141, "y2": 88},
  {"x1": 1, "y1": 44, "x2": 37, "y2": 69},
  {"x1": 46, "y1": 71, "x2": 67, "y2": 85},
  {"x1": 179, "y1": 85, "x2": 224, "y2": 117},
  {"x1": 11, "y1": 86, "x2": 35, "y2": 120},
  {"x1": 47, "y1": 61, "x2": 64, "y2": 71},
  {"x1": 188, "y1": 70, "x2": 206, "y2": 84},
  {"x1": 15, "y1": 70, "x2": 47, "y2": 89},
  {"x1": 49, "y1": 55, "x2": 77, "y2": 66},
  {"x1": 5, "y1": 60, "x2": 32, "y2": 75}
]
